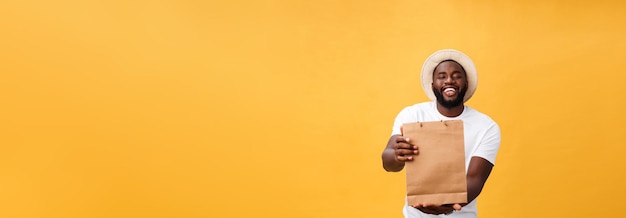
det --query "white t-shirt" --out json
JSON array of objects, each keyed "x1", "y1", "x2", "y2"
[{"x1": 391, "y1": 101, "x2": 501, "y2": 218}]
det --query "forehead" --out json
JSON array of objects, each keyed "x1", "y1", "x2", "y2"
[{"x1": 433, "y1": 60, "x2": 466, "y2": 74}]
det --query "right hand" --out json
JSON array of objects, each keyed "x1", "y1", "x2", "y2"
[
  {"x1": 412, "y1": 203, "x2": 462, "y2": 215},
  {"x1": 393, "y1": 135, "x2": 418, "y2": 161}
]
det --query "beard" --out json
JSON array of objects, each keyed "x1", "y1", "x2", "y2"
[{"x1": 432, "y1": 86, "x2": 467, "y2": 109}]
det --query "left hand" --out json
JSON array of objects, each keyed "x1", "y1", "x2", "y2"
[{"x1": 412, "y1": 203, "x2": 462, "y2": 215}]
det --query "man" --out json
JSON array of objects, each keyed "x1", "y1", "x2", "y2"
[{"x1": 381, "y1": 49, "x2": 501, "y2": 217}]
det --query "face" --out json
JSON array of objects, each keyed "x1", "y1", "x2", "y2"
[{"x1": 431, "y1": 60, "x2": 468, "y2": 109}]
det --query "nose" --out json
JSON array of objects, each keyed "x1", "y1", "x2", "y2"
[{"x1": 444, "y1": 76, "x2": 455, "y2": 84}]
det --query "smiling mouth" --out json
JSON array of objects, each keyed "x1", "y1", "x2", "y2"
[{"x1": 443, "y1": 87, "x2": 457, "y2": 97}]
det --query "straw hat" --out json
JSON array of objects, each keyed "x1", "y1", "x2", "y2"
[{"x1": 420, "y1": 49, "x2": 478, "y2": 103}]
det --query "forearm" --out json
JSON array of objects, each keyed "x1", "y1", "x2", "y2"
[
  {"x1": 462, "y1": 156, "x2": 493, "y2": 205},
  {"x1": 465, "y1": 174, "x2": 487, "y2": 203}
]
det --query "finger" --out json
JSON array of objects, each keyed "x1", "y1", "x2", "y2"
[
  {"x1": 453, "y1": 204, "x2": 462, "y2": 210},
  {"x1": 396, "y1": 142, "x2": 418, "y2": 152},
  {"x1": 395, "y1": 152, "x2": 415, "y2": 161},
  {"x1": 395, "y1": 136, "x2": 407, "y2": 143},
  {"x1": 413, "y1": 203, "x2": 430, "y2": 208},
  {"x1": 395, "y1": 155, "x2": 413, "y2": 161},
  {"x1": 395, "y1": 145, "x2": 417, "y2": 155},
  {"x1": 395, "y1": 136, "x2": 413, "y2": 144},
  {"x1": 395, "y1": 148, "x2": 417, "y2": 156},
  {"x1": 394, "y1": 142, "x2": 412, "y2": 150},
  {"x1": 395, "y1": 138, "x2": 418, "y2": 151}
]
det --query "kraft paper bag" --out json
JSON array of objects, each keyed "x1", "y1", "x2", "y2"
[{"x1": 402, "y1": 120, "x2": 467, "y2": 205}]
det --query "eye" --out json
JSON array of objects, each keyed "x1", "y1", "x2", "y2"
[{"x1": 452, "y1": 73, "x2": 464, "y2": 80}]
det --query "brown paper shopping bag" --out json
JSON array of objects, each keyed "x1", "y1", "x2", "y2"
[{"x1": 401, "y1": 120, "x2": 467, "y2": 205}]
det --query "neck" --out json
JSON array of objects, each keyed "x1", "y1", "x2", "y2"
[{"x1": 436, "y1": 103, "x2": 464, "y2": 117}]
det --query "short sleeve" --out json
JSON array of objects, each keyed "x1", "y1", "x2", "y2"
[
  {"x1": 391, "y1": 106, "x2": 417, "y2": 136},
  {"x1": 472, "y1": 122, "x2": 501, "y2": 165}
]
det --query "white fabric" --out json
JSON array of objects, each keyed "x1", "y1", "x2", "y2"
[{"x1": 391, "y1": 101, "x2": 501, "y2": 218}]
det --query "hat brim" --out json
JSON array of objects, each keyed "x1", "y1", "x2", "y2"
[{"x1": 421, "y1": 49, "x2": 478, "y2": 103}]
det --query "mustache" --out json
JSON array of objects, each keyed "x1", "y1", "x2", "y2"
[{"x1": 432, "y1": 86, "x2": 467, "y2": 108}]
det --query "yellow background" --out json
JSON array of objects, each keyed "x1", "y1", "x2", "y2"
[{"x1": 1, "y1": 1, "x2": 625, "y2": 217}]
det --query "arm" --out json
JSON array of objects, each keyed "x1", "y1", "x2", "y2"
[
  {"x1": 381, "y1": 134, "x2": 418, "y2": 172},
  {"x1": 459, "y1": 122, "x2": 500, "y2": 206},
  {"x1": 464, "y1": 156, "x2": 494, "y2": 204}
]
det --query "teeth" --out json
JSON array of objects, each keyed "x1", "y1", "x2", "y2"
[{"x1": 444, "y1": 88, "x2": 455, "y2": 93}]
